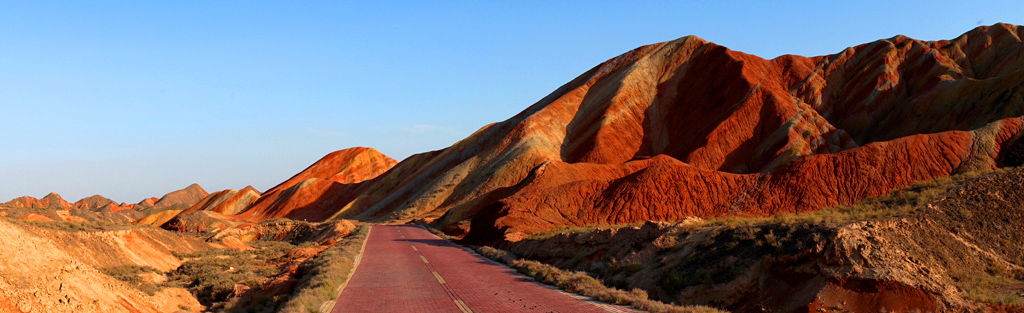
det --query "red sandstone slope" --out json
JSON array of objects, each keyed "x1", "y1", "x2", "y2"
[
  {"x1": 73, "y1": 195, "x2": 116, "y2": 210},
  {"x1": 153, "y1": 183, "x2": 209, "y2": 207},
  {"x1": 232, "y1": 147, "x2": 398, "y2": 222},
  {"x1": 308, "y1": 24, "x2": 1024, "y2": 242},
  {"x1": 185, "y1": 187, "x2": 261, "y2": 216},
  {"x1": 138, "y1": 197, "x2": 159, "y2": 206}
]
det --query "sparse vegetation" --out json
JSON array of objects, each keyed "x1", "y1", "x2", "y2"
[
  {"x1": 707, "y1": 180, "x2": 950, "y2": 230},
  {"x1": 497, "y1": 168, "x2": 1024, "y2": 310},
  {"x1": 1, "y1": 216, "x2": 147, "y2": 232},
  {"x1": 960, "y1": 274, "x2": 1024, "y2": 306},
  {"x1": 100, "y1": 264, "x2": 163, "y2": 296},
  {"x1": 168, "y1": 240, "x2": 299, "y2": 308},
  {"x1": 478, "y1": 245, "x2": 517, "y2": 264},
  {"x1": 527, "y1": 169, "x2": 982, "y2": 243},
  {"x1": 278, "y1": 225, "x2": 369, "y2": 313},
  {"x1": 477, "y1": 246, "x2": 726, "y2": 313},
  {"x1": 528, "y1": 222, "x2": 646, "y2": 241},
  {"x1": 953, "y1": 256, "x2": 1024, "y2": 307}
]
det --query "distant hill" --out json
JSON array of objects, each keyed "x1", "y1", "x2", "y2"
[
  {"x1": 153, "y1": 183, "x2": 209, "y2": 207},
  {"x1": 3, "y1": 192, "x2": 73, "y2": 210}
]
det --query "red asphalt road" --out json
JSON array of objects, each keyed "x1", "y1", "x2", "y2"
[{"x1": 332, "y1": 225, "x2": 632, "y2": 313}]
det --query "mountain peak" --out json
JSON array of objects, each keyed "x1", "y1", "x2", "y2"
[{"x1": 153, "y1": 184, "x2": 210, "y2": 207}]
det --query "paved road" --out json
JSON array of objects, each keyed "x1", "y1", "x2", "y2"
[{"x1": 331, "y1": 225, "x2": 633, "y2": 313}]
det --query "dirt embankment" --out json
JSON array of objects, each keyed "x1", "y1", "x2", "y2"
[
  {"x1": 0, "y1": 220, "x2": 208, "y2": 313},
  {"x1": 26, "y1": 225, "x2": 210, "y2": 272},
  {"x1": 498, "y1": 168, "x2": 1024, "y2": 312}
]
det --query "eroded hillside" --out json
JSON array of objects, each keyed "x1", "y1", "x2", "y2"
[
  {"x1": 356, "y1": 23, "x2": 1024, "y2": 243},
  {"x1": 493, "y1": 168, "x2": 1024, "y2": 312},
  {"x1": 0, "y1": 220, "x2": 208, "y2": 312}
]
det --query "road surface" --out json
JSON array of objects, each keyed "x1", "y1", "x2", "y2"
[{"x1": 331, "y1": 225, "x2": 633, "y2": 313}]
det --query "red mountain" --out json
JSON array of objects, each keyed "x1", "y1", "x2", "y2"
[
  {"x1": 73, "y1": 195, "x2": 116, "y2": 210},
  {"x1": 144, "y1": 24, "x2": 1024, "y2": 244},
  {"x1": 185, "y1": 187, "x2": 261, "y2": 216},
  {"x1": 233, "y1": 147, "x2": 398, "y2": 222},
  {"x1": 153, "y1": 183, "x2": 209, "y2": 208},
  {"x1": 332, "y1": 23, "x2": 1024, "y2": 243}
]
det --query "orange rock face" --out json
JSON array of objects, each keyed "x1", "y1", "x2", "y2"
[
  {"x1": 18, "y1": 213, "x2": 56, "y2": 222},
  {"x1": 185, "y1": 188, "x2": 261, "y2": 216},
  {"x1": 232, "y1": 147, "x2": 398, "y2": 222},
  {"x1": 315, "y1": 24, "x2": 1024, "y2": 243},
  {"x1": 153, "y1": 183, "x2": 209, "y2": 207},
  {"x1": 137, "y1": 197, "x2": 159, "y2": 207},
  {"x1": 137, "y1": 24, "x2": 1024, "y2": 243}
]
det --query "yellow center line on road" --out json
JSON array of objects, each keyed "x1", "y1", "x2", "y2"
[
  {"x1": 453, "y1": 299, "x2": 473, "y2": 313},
  {"x1": 431, "y1": 271, "x2": 446, "y2": 284},
  {"x1": 397, "y1": 226, "x2": 473, "y2": 313}
]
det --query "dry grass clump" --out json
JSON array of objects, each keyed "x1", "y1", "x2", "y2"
[
  {"x1": 960, "y1": 274, "x2": 1024, "y2": 306},
  {"x1": 528, "y1": 222, "x2": 645, "y2": 240},
  {"x1": 477, "y1": 246, "x2": 725, "y2": 313},
  {"x1": 527, "y1": 169, "x2": 974, "y2": 243},
  {"x1": 708, "y1": 171, "x2": 969, "y2": 230},
  {"x1": 1, "y1": 216, "x2": 143, "y2": 232},
  {"x1": 168, "y1": 240, "x2": 297, "y2": 308},
  {"x1": 477, "y1": 245, "x2": 517, "y2": 264},
  {"x1": 278, "y1": 225, "x2": 369, "y2": 313},
  {"x1": 100, "y1": 264, "x2": 163, "y2": 296},
  {"x1": 954, "y1": 256, "x2": 1024, "y2": 307}
]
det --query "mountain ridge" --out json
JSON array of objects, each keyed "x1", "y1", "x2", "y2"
[{"x1": 146, "y1": 23, "x2": 1024, "y2": 244}]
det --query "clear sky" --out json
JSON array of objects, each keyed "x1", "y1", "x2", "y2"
[{"x1": 1, "y1": 1, "x2": 1022, "y2": 203}]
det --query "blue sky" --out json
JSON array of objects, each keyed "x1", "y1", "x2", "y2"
[{"x1": 2, "y1": 1, "x2": 1022, "y2": 203}]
